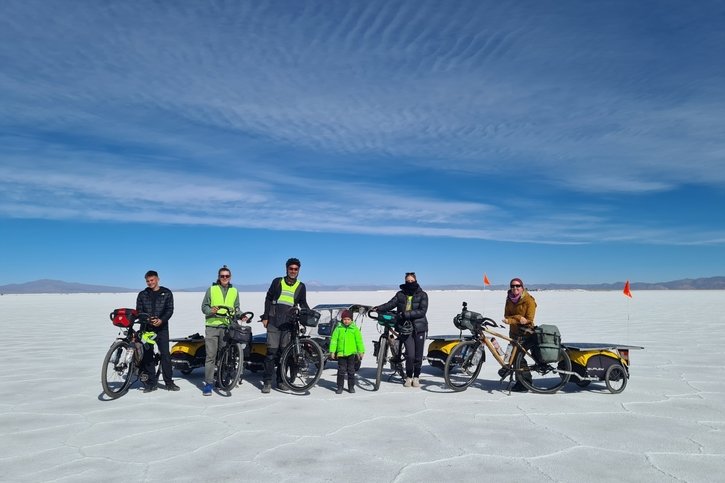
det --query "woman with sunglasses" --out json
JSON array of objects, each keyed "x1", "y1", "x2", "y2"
[
  {"x1": 200, "y1": 265, "x2": 241, "y2": 396},
  {"x1": 502, "y1": 277, "x2": 537, "y2": 391},
  {"x1": 372, "y1": 272, "x2": 429, "y2": 388}
]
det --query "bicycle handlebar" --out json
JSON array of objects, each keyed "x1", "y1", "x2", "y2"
[
  {"x1": 214, "y1": 306, "x2": 254, "y2": 323},
  {"x1": 367, "y1": 309, "x2": 398, "y2": 321}
]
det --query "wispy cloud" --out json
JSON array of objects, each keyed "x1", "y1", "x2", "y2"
[{"x1": 1, "y1": 0, "x2": 724, "y2": 246}]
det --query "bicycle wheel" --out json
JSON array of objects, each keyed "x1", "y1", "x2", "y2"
[
  {"x1": 514, "y1": 347, "x2": 571, "y2": 394},
  {"x1": 604, "y1": 363, "x2": 628, "y2": 394},
  {"x1": 390, "y1": 337, "x2": 407, "y2": 379},
  {"x1": 280, "y1": 338, "x2": 323, "y2": 392},
  {"x1": 373, "y1": 336, "x2": 388, "y2": 391},
  {"x1": 216, "y1": 343, "x2": 243, "y2": 391},
  {"x1": 444, "y1": 340, "x2": 484, "y2": 391},
  {"x1": 101, "y1": 340, "x2": 135, "y2": 399}
]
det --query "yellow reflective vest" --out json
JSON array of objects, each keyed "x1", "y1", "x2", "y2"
[
  {"x1": 206, "y1": 285, "x2": 239, "y2": 327},
  {"x1": 277, "y1": 278, "x2": 300, "y2": 306}
]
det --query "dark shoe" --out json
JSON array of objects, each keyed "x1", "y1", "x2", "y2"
[
  {"x1": 277, "y1": 381, "x2": 289, "y2": 391},
  {"x1": 498, "y1": 368, "x2": 511, "y2": 379},
  {"x1": 143, "y1": 384, "x2": 157, "y2": 393},
  {"x1": 348, "y1": 386, "x2": 356, "y2": 394},
  {"x1": 511, "y1": 381, "x2": 528, "y2": 392},
  {"x1": 262, "y1": 382, "x2": 272, "y2": 394},
  {"x1": 202, "y1": 383, "x2": 213, "y2": 396},
  {"x1": 336, "y1": 387, "x2": 344, "y2": 394},
  {"x1": 165, "y1": 381, "x2": 180, "y2": 391}
]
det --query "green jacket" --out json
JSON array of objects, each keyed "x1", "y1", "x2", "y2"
[{"x1": 329, "y1": 323, "x2": 365, "y2": 357}]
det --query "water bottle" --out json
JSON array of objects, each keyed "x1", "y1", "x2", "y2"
[
  {"x1": 491, "y1": 337, "x2": 504, "y2": 356},
  {"x1": 124, "y1": 345, "x2": 134, "y2": 365},
  {"x1": 503, "y1": 343, "x2": 513, "y2": 364},
  {"x1": 470, "y1": 345, "x2": 484, "y2": 366}
]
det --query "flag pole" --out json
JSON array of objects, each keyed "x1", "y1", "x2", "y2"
[
  {"x1": 623, "y1": 280, "x2": 632, "y2": 342},
  {"x1": 483, "y1": 273, "x2": 491, "y2": 314}
]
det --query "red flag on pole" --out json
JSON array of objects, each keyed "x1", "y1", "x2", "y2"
[
  {"x1": 483, "y1": 273, "x2": 491, "y2": 286},
  {"x1": 623, "y1": 280, "x2": 632, "y2": 298}
]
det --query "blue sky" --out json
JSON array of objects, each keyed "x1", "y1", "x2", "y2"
[{"x1": 1, "y1": 1, "x2": 724, "y2": 289}]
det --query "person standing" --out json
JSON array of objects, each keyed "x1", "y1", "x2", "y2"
[
  {"x1": 373, "y1": 272, "x2": 429, "y2": 388},
  {"x1": 329, "y1": 309, "x2": 365, "y2": 394},
  {"x1": 502, "y1": 277, "x2": 537, "y2": 392},
  {"x1": 136, "y1": 270, "x2": 178, "y2": 392},
  {"x1": 260, "y1": 258, "x2": 309, "y2": 394},
  {"x1": 201, "y1": 265, "x2": 240, "y2": 396}
]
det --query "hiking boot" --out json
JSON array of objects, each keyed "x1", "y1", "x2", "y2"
[
  {"x1": 348, "y1": 386, "x2": 356, "y2": 394},
  {"x1": 498, "y1": 368, "x2": 511, "y2": 379},
  {"x1": 511, "y1": 381, "x2": 528, "y2": 392},
  {"x1": 262, "y1": 382, "x2": 272, "y2": 394},
  {"x1": 277, "y1": 381, "x2": 290, "y2": 391},
  {"x1": 165, "y1": 381, "x2": 180, "y2": 392},
  {"x1": 403, "y1": 377, "x2": 413, "y2": 387},
  {"x1": 335, "y1": 387, "x2": 344, "y2": 394},
  {"x1": 202, "y1": 383, "x2": 213, "y2": 396},
  {"x1": 143, "y1": 384, "x2": 157, "y2": 393},
  {"x1": 411, "y1": 377, "x2": 420, "y2": 387}
]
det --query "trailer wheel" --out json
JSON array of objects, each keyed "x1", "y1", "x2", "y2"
[{"x1": 605, "y1": 363, "x2": 628, "y2": 394}]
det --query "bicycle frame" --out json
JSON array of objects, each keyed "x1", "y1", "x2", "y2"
[
  {"x1": 278, "y1": 307, "x2": 324, "y2": 392},
  {"x1": 101, "y1": 312, "x2": 159, "y2": 399},
  {"x1": 444, "y1": 302, "x2": 571, "y2": 394}
]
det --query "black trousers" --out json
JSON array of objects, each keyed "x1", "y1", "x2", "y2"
[
  {"x1": 336, "y1": 355, "x2": 358, "y2": 388},
  {"x1": 263, "y1": 324, "x2": 291, "y2": 384},
  {"x1": 400, "y1": 329, "x2": 426, "y2": 378},
  {"x1": 141, "y1": 327, "x2": 173, "y2": 385}
]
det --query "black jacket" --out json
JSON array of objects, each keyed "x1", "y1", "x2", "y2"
[
  {"x1": 136, "y1": 286, "x2": 174, "y2": 331},
  {"x1": 377, "y1": 285, "x2": 429, "y2": 332},
  {"x1": 263, "y1": 276, "x2": 309, "y2": 326}
]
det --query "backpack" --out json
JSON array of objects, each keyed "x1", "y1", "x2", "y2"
[{"x1": 533, "y1": 324, "x2": 562, "y2": 363}]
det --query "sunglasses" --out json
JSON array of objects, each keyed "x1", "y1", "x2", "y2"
[
  {"x1": 510, "y1": 284, "x2": 522, "y2": 288},
  {"x1": 405, "y1": 272, "x2": 416, "y2": 276},
  {"x1": 219, "y1": 274, "x2": 231, "y2": 279}
]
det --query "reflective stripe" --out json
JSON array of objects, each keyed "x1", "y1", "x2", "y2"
[
  {"x1": 206, "y1": 285, "x2": 238, "y2": 327},
  {"x1": 141, "y1": 331, "x2": 157, "y2": 345},
  {"x1": 276, "y1": 279, "x2": 300, "y2": 306}
]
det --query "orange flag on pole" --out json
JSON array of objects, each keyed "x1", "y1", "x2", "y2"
[
  {"x1": 623, "y1": 280, "x2": 632, "y2": 298},
  {"x1": 483, "y1": 273, "x2": 491, "y2": 286}
]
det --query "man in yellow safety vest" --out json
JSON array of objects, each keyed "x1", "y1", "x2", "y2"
[{"x1": 260, "y1": 258, "x2": 309, "y2": 393}]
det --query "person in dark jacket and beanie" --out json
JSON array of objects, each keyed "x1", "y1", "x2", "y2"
[
  {"x1": 373, "y1": 272, "x2": 428, "y2": 388},
  {"x1": 136, "y1": 270, "x2": 178, "y2": 392},
  {"x1": 260, "y1": 258, "x2": 309, "y2": 393}
]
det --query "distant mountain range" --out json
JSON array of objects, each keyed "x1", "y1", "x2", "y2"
[{"x1": 1, "y1": 277, "x2": 724, "y2": 294}]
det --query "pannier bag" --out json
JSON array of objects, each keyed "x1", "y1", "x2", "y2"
[
  {"x1": 534, "y1": 324, "x2": 562, "y2": 363},
  {"x1": 110, "y1": 308, "x2": 138, "y2": 327},
  {"x1": 453, "y1": 310, "x2": 484, "y2": 332},
  {"x1": 317, "y1": 322, "x2": 334, "y2": 337},
  {"x1": 297, "y1": 308, "x2": 321, "y2": 327}
]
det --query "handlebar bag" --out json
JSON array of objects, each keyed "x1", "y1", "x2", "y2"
[
  {"x1": 110, "y1": 308, "x2": 138, "y2": 327},
  {"x1": 298, "y1": 308, "x2": 321, "y2": 327}
]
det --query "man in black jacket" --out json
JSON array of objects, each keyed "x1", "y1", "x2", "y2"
[
  {"x1": 260, "y1": 258, "x2": 309, "y2": 393},
  {"x1": 136, "y1": 270, "x2": 179, "y2": 392}
]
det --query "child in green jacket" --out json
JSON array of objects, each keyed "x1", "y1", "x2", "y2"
[{"x1": 329, "y1": 309, "x2": 365, "y2": 394}]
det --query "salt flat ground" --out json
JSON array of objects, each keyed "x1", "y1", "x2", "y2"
[{"x1": 1, "y1": 290, "x2": 723, "y2": 482}]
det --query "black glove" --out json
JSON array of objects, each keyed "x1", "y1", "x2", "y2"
[{"x1": 397, "y1": 311, "x2": 407, "y2": 322}]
